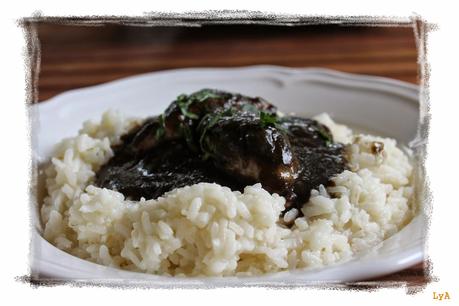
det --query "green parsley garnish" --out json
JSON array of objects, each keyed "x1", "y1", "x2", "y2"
[
  {"x1": 198, "y1": 111, "x2": 227, "y2": 160},
  {"x1": 260, "y1": 111, "x2": 290, "y2": 134},
  {"x1": 176, "y1": 94, "x2": 199, "y2": 119},
  {"x1": 316, "y1": 125, "x2": 333, "y2": 146},
  {"x1": 241, "y1": 103, "x2": 259, "y2": 113},
  {"x1": 180, "y1": 122, "x2": 198, "y2": 152},
  {"x1": 175, "y1": 90, "x2": 222, "y2": 120},
  {"x1": 259, "y1": 111, "x2": 278, "y2": 127},
  {"x1": 191, "y1": 89, "x2": 221, "y2": 102},
  {"x1": 155, "y1": 114, "x2": 166, "y2": 140}
]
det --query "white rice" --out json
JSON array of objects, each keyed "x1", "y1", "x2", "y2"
[{"x1": 40, "y1": 110, "x2": 415, "y2": 276}]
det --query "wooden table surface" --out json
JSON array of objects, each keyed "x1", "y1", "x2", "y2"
[{"x1": 32, "y1": 22, "x2": 427, "y2": 287}]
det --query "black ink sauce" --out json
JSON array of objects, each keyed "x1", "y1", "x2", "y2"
[{"x1": 95, "y1": 89, "x2": 347, "y2": 220}]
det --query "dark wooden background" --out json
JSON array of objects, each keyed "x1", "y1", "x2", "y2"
[
  {"x1": 35, "y1": 23, "x2": 420, "y2": 102},
  {"x1": 34, "y1": 22, "x2": 426, "y2": 287}
]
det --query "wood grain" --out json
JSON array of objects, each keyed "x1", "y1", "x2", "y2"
[
  {"x1": 36, "y1": 24, "x2": 419, "y2": 101},
  {"x1": 33, "y1": 23, "x2": 426, "y2": 286}
]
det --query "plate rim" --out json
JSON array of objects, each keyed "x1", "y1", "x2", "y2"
[{"x1": 34, "y1": 65, "x2": 419, "y2": 108}]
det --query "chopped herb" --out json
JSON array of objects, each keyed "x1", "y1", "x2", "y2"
[
  {"x1": 241, "y1": 103, "x2": 259, "y2": 113},
  {"x1": 260, "y1": 112, "x2": 290, "y2": 133},
  {"x1": 260, "y1": 111, "x2": 279, "y2": 127},
  {"x1": 175, "y1": 90, "x2": 221, "y2": 120},
  {"x1": 180, "y1": 123, "x2": 197, "y2": 152},
  {"x1": 198, "y1": 112, "x2": 225, "y2": 159},
  {"x1": 181, "y1": 108, "x2": 199, "y2": 119},
  {"x1": 176, "y1": 94, "x2": 199, "y2": 119},
  {"x1": 155, "y1": 114, "x2": 166, "y2": 140},
  {"x1": 200, "y1": 137, "x2": 218, "y2": 161},
  {"x1": 316, "y1": 125, "x2": 333, "y2": 146},
  {"x1": 191, "y1": 89, "x2": 221, "y2": 102}
]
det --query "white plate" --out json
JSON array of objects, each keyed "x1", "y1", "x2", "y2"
[{"x1": 31, "y1": 66, "x2": 426, "y2": 286}]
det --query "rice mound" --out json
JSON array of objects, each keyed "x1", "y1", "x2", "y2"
[{"x1": 40, "y1": 110, "x2": 415, "y2": 276}]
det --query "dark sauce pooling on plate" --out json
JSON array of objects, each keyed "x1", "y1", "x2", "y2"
[{"x1": 95, "y1": 89, "x2": 348, "y2": 220}]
